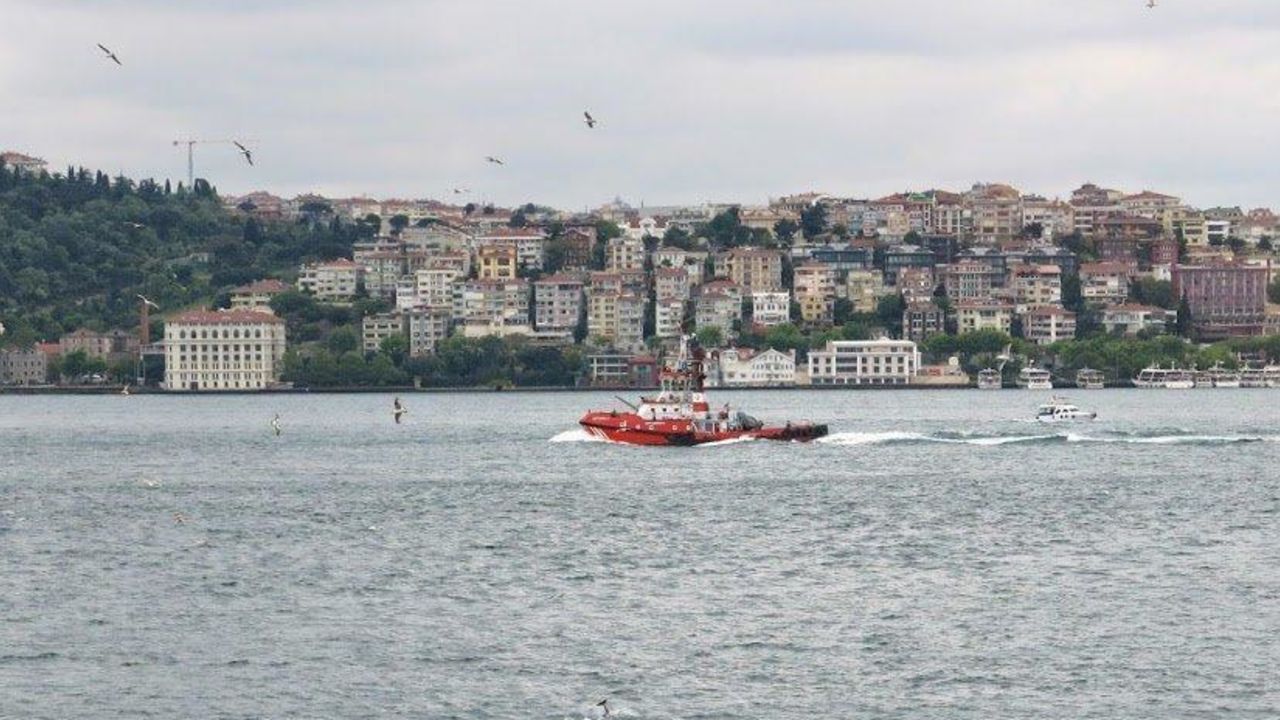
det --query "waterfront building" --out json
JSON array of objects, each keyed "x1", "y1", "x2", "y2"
[
  {"x1": 297, "y1": 259, "x2": 363, "y2": 301},
  {"x1": 1023, "y1": 306, "x2": 1077, "y2": 345},
  {"x1": 1172, "y1": 261, "x2": 1270, "y2": 338},
  {"x1": 709, "y1": 347, "x2": 796, "y2": 387},
  {"x1": 58, "y1": 328, "x2": 139, "y2": 361},
  {"x1": 807, "y1": 338, "x2": 920, "y2": 386},
  {"x1": 0, "y1": 348, "x2": 47, "y2": 385},
  {"x1": 586, "y1": 354, "x2": 657, "y2": 388},
  {"x1": 1100, "y1": 304, "x2": 1175, "y2": 336},
  {"x1": 163, "y1": 309, "x2": 287, "y2": 391}
]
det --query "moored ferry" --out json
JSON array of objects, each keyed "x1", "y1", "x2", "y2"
[
  {"x1": 1239, "y1": 366, "x2": 1280, "y2": 388},
  {"x1": 578, "y1": 337, "x2": 828, "y2": 446},
  {"x1": 1075, "y1": 368, "x2": 1105, "y2": 389},
  {"x1": 1132, "y1": 365, "x2": 1195, "y2": 389},
  {"x1": 977, "y1": 368, "x2": 1002, "y2": 390},
  {"x1": 1195, "y1": 363, "x2": 1241, "y2": 388},
  {"x1": 1016, "y1": 366, "x2": 1053, "y2": 390}
]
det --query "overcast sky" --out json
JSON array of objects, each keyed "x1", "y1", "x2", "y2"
[{"x1": 3, "y1": 0, "x2": 1279, "y2": 210}]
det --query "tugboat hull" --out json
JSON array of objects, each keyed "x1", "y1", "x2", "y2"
[{"x1": 579, "y1": 411, "x2": 827, "y2": 446}]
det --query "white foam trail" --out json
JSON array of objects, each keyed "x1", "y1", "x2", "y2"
[
  {"x1": 817, "y1": 431, "x2": 929, "y2": 446},
  {"x1": 548, "y1": 428, "x2": 608, "y2": 443},
  {"x1": 1067, "y1": 434, "x2": 1276, "y2": 445},
  {"x1": 695, "y1": 436, "x2": 759, "y2": 448}
]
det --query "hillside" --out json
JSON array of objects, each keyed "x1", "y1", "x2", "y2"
[{"x1": 0, "y1": 161, "x2": 362, "y2": 345}]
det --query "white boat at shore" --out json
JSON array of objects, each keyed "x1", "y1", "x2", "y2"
[
  {"x1": 1075, "y1": 368, "x2": 1105, "y2": 389},
  {"x1": 1240, "y1": 366, "x2": 1280, "y2": 388},
  {"x1": 977, "y1": 368, "x2": 1002, "y2": 390},
  {"x1": 1132, "y1": 365, "x2": 1195, "y2": 389},
  {"x1": 1017, "y1": 366, "x2": 1053, "y2": 390}
]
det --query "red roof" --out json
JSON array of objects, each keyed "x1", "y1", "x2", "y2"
[
  {"x1": 170, "y1": 310, "x2": 284, "y2": 325},
  {"x1": 233, "y1": 278, "x2": 290, "y2": 294}
]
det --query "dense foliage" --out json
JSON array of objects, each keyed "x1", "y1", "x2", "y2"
[{"x1": 0, "y1": 162, "x2": 366, "y2": 345}]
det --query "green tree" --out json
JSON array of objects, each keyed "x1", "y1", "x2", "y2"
[
  {"x1": 799, "y1": 203, "x2": 828, "y2": 239},
  {"x1": 696, "y1": 325, "x2": 725, "y2": 348},
  {"x1": 389, "y1": 214, "x2": 410, "y2": 235},
  {"x1": 772, "y1": 219, "x2": 799, "y2": 245},
  {"x1": 327, "y1": 326, "x2": 360, "y2": 355},
  {"x1": 1175, "y1": 295, "x2": 1193, "y2": 337}
]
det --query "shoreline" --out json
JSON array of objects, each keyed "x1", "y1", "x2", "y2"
[{"x1": 0, "y1": 383, "x2": 1171, "y2": 396}]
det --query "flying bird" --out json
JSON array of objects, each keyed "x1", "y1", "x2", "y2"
[
  {"x1": 485, "y1": 156, "x2": 504, "y2": 165},
  {"x1": 271, "y1": 414, "x2": 282, "y2": 436},
  {"x1": 583, "y1": 111, "x2": 597, "y2": 129},
  {"x1": 393, "y1": 397, "x2": 408, "y2": 424},
  {"x1": 126, "y1": 221, "x2": 147, "y2": 229},
  {"x1": 97, "y1": 43, "x2": 121, "y2": 65},
  {"x1": 596, "y1": 699, "x2": 611, "y2": 717},
  {"x1": 233, "y1": 141, "x2": 253, "y2": 166},
  {"x1": 452, "y1": 187, "x2": 470, "y2": 195},
  {"x1": 136, "y1": 294, "x2": 159, "y2": 309},
  {"x1": 1147, "y1": 0, "x2": 1157, "y2": 7}
]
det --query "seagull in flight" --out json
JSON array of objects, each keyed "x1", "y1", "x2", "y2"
[
  {"x1": 393, "y1": 397, "x2": 408, "y2": 424},
  {"x1": 97, "y1": 43, "x2": 122, "y2": 65},
  {"x1": 583, "y1": 111, "x2": 597, "y2": 129},
  {"x1": 485, "y1": 156, "x2": 504, "y2": 166},
  {"x1": 452, "y1": 187, "x2": 470, "y2": 195},
  {"x1": 233, "y1": 141, "x2": 253, "y2": 166},
  {"x1": 1147, "y1": 0, "x2": 1156, "y2": 7},
  {"x1": 136, "y1": 294, "x2": 159, "y2": 309},
  {"x1": 126, "y1": 221, "x2": 147, "y2": 229},
  {"x1": 596, "y1": 699, "x2": 611, "y2": 717}
]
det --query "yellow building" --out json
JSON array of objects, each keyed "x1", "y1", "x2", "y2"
[{"x1": 476, "y1": 243, "x2": 518, "y2": 279}]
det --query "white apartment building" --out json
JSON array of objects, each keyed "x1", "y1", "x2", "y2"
[
  {"x1": 1011, "y1": 264, "x2": 1062, "y2": 312},
  {"x1": 654, "y1": 267, "x2": 691, "y2": 300},
  {"x1": 751, "y1": 291, "x2": 791, "y2": 327},
  {"x1": 407, "y1": 308, "x2": 451, "y2": 356},
  {"x1": 954, "y1": 302, "x2": 1013, "y2": 335},
  {"x1": 297, "y1": 259, "x2": 364, "y2": 301},
  {"x1": 807, "y1": 338, "x2": 920, "y2": 386},
  {"x1": 533, "y1": 275, "x2": 584, "y2": 332},
  {"x1": 1079, "y1": 262, "x2": 1131, "y2": 305},
  {"x1": 846, "y1": 269, "x2": 886, "y2": 314},
  {"x1": 163, "y1": 309, "x2": 287, "y2": 391},
  {"x1": 654, "y1": 297, "x2": 686, "y2": 339},
  {"x1": 606, "y1": 236, "x2": 646, "y2": 273},
  {"x1": 695, "y1": 292, "x2": 743, "y2": 339},
  {"x1": 587, "y1": 291, "x2": 645, "y2": 350},
  {"x1": 361, "y1": 312, "x2": 405, "y2": 353}
]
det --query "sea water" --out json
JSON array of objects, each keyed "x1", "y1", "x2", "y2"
[{"x1": 1, "y1": 390, "x2": 1277, "y2": 718}]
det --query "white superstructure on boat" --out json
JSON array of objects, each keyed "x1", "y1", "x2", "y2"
[
  {"x1": 1132, "y1": 365, "x2": 1195, "y2": 389},
  {"x1": 1036, "y1": 396, "x2": 1097, "y2": 423},
  {"x1": 977, "y1": 368, "x2": 1002, "y2": 390},
  {"x1": 1017, "y1": 366, "x2": 1053, "y2": 390},
  {"x1": 1075, "y1": 368, "x2": 1105, "y2": 389}
]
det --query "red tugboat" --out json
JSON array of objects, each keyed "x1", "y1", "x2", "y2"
[{"x1": 579, "y1": 337, "x2": 828, "y2": 446}]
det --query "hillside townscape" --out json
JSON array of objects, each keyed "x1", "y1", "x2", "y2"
[{"x1": 3, "y1": 148, "x2": 1280, "y2": 391}]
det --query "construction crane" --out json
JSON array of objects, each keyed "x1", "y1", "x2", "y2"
[{"x1": 171, "y1": 138, "x2": 255, "y2": 189}]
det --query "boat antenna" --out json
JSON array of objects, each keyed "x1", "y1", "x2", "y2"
[{"x1": 614, "y1": 395, "x2": 639, "y2": 412}]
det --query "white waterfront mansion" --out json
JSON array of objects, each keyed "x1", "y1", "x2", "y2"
[
  {"x1": 708, "y1": 347, "x2": 797, "y2": 387},
  {"x1": 806, "y1": 338, "x2": 920, "y2": 386},
  {"x1": 163, "y1": 309, "x2": 288, "y2": 391}
]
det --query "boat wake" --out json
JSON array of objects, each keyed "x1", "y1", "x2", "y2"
[
  {"x1": 548, "y1": 428, "x2": 610, "y2": 444},
  {"x1": 817, "y1": 430, "x2": 1279, "y2": 447}
]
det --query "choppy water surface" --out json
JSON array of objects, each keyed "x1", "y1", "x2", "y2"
[{"x1": 2, "y1": 390, "x2": 1278, "y2": 719}]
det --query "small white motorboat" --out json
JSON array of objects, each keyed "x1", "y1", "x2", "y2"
[{"x1": 1036, "y1": 396, "x2": 1097, "y2": 423}]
